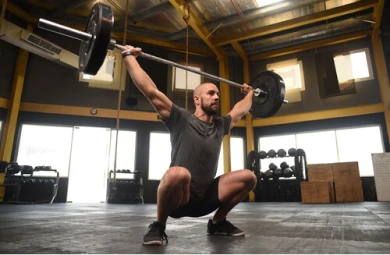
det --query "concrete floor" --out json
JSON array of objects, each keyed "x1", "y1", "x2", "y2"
[{"x1": 0, "y1": 202, "x2": 389, "y2": 254}]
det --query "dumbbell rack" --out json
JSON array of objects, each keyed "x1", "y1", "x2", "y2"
[
  {"x1": 247, "y1": 149, "x2": 308, "y2": 202},
  {"x1": 106, "y1": 170, "x2": 144, "y2": 204},
  {"x1": 258, "y1": 149, "x2": 308, "y2": 182},
  {"x1": 0, "y1": 164, "x2": 59, "y2": 204}
]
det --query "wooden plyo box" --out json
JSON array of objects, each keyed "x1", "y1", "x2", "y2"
[
  {"x1": 334, "y1": 180, "x2": 364, "y2": 202},
  {"x1": 307, "y1": 164, "x2": 335, "y2": 202},
  {"x1": 332, "y1": 162, "x2": 360, "y2": 182},
  {"x1": 301, "y1": 181, "x2": 332, "y2": 204},
  {"x1": 308, "y1": 164, "x2": 333, "y2": 182}
]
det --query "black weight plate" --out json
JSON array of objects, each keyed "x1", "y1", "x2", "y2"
[
  {"x1": 249, "y1": 71, "x2": 285, "y2": 118},
  {"x1": 79, "y1": 2, "x2": 113, "y2": 75}
]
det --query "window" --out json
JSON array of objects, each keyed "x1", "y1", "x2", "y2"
[
  {"x1": 173, "y1": 64, "x2": 203, "y2": 91},
  {"x1": 109, "y1": 130, "x2": 137, "y2": 178},
  {"x1": 79, "y1": 49, "x2": 126, "y2": 91},
  {"x1": 255, "y1": 0, "x2": 283, "y2": 8},
  {"x1": 333, "y1": 48, "x2": 373, "y2": 85},
  {"x1": 231, "y1": 137, "x2": 245, "y2": 171},
  {"x1": 258, "y1": 125, "x2": 384, "y2": 177},
  {"x1": 16, "y1": 124, "x2": 73, "y2": 177},
  {"x1": 296, "y1": 131, "x2": 338, "y2": 164},
  {"x1": 267, "y1": 59, "x2": 305, "y2": 103},
  {"x1": 336, "y1": 126, "x2": 383, "y2": 176},
  {"x1": 216, "y1": 137, "x2": 246, "y2": 177},
  {"x1": 148, "y1": 132, "x2": 171, "y2": 180}
]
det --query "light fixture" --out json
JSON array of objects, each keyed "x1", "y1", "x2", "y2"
[{"x1": 255, "y1": 0, "x2": 283, "y2": 8}]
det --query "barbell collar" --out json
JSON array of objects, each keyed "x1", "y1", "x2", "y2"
[{"x1": 38, "y1": 18, "x2": 92, "y2": 42}]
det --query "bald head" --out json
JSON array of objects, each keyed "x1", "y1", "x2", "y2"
[
  {"x1": 194, "y1": 83, "x2": 218, "y2": 97},
  {"x1": 193, "y1": 83, "x2": 220, "y2": 117}
]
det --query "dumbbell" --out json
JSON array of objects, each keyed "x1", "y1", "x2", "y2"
[
  {"x1": 277, "y1": 149, "x2": 286, "y2": 157},
  {"x1": 288, "y1": 148, "x2": 296, "y2": 157},
  {"x1": 264, "y1": 170, "x2": 273, "y2": 181},
  {"x1": 280, "y1": 161, "x2": 294, "y2": 178},
  {"x1": 267, "y1": 149, "x2": 277, "y2": 158},
  {"x1": 259, "y1": 150, "x2": 267, "y2": 159},
  {"x1": 273, "y1": 168, "x2": 282, "y2": 179},
  {"x1": 290, "y1": 165, "x2": 296, "y2": 176}
]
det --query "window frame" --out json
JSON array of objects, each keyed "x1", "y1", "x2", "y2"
[
  {"x1": 333, "y1": 47, "x2": 374, "y2": 85},
  {"x1": 172, "y1": 62, "x2": 205, "y2": 93},
  {"x1": 266, "y1": 58, "x2": 305, "y2": 103}
]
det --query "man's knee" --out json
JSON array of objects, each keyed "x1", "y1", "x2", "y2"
[
  {"x1": 242, "y1": 169, "x2": 257, "y2": 189},
  {"x1": 163, "y1": 166, "x2": 191, "y2": 186}
]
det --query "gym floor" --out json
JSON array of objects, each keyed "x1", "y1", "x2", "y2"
[{"x1": 0, "y1": 202, "x2": 389, "y2": 254}]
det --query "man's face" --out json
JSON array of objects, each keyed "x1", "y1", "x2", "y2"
[{"x1": 199, "y1": 84, "x2": 220, "y2": 116}]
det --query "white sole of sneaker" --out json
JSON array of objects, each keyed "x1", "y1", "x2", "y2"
[
  {"x1": 210, "y1": 232, "x2": 245, "y2": 237},
  {"x1": 143, "y1": 240, "x2": 162, "y2": 245},
  {"x1": 230, "y1": 232, "x2": 245, "y2": 237}
]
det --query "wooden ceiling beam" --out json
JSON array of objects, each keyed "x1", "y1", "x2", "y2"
[
  {"x1": 214, "y1": 0, "x2": 377, "y2": 46},
  {"x1": 112, "y1": 32, "x2": 215, "y2": 57},
  {"x1": 168, "y1": 0, "x2": 226, "y2": 60},
  {"x1": 250, "y1": 30, "x2": 369, "y2": 61}
]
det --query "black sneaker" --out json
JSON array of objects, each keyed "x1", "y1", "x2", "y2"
[
  {"x1": 207, "y1": 219, "x2": 245, "y2": 237},
  {"x1": 143, "y1": 221, "x2": 168, "y2": 245}
]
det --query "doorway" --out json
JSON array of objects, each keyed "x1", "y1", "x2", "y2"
[{"x1": 67, "y1": 126, "x2": 111, "y2": 203}]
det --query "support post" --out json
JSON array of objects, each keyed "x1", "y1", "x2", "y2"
[
  {"x1": 219, "y1": 58, "x2": 231, "y2": 174},
  {"x1": 0, "y1": 25, "x2": 31, "y2": 161}
]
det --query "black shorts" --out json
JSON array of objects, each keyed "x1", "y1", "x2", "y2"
[{"x1": 169, "y1": 176, "x2": 222, "y2": 218}]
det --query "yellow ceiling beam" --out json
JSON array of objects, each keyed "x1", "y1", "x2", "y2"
[
  {"x1": 251, "y1": 30, "x2": 369, "y2": 61},
  {"x1": 372, "y1": 0, "x2": 385, "y2": 30},
  {"x1": 252, "y1": 103, "x2": 384, "y2": 127},
  {"x1": 231, "y1": 42, "x2": 248, "y2": 62},
  {"x1": 168, "y1": 0, "x2": 226, "y2": 60},
  {"x1": 214, "y1": 0, "x2": 377, "y2": 46},
  {"x1": 0, "y1": 98, "x2": 8, "y2": 108},
  {"x1": 112, "y1": 32, "x2": 215, "y2": 57}
]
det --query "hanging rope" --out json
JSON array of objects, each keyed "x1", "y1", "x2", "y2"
[
  {"x1": 183, "y1": 3, "x2": 190, "y2": 110},
  {"x1": 113, "y1": 0, "x2": 130, "y2": 184}
]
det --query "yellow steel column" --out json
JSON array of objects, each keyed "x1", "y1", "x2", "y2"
[
  {"x1": 243, "y1": 60, "x2": 256, "y2": 202},
  {"x1": 0, "y1": 25, "x2": 31, "y2": 161},
  {"x1": 219, "y1": 58, "x2": 231, "y2": 174},
  {"x1": 231, "y1": 42, "x2": 256, "y2": 201},
  {"x1": 372, "y1": 29, "x2": 390, "y2": 144}
]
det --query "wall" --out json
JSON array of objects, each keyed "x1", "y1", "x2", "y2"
[
  {"x1": 0, "y1": 40, "x2": 18, "y2": 99},
  {"x1": 251, "y1": 37, "x2": 382, "y2": 117}
]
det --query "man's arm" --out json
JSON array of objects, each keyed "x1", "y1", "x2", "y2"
[
  {"x1": 227, "y1": 84, "x2": 254, "y2": 129},
  {"x1": 122, "y1": 45, "x2": 172, "y2": 120}
]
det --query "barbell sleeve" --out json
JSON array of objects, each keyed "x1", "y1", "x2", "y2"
[{"x1": 38, "y1": 18, "x2": 92, "y2": 42}]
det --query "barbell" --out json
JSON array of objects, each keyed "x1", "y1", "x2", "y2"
[{"x1": 37, "y1": 2, "x2": 287, "y2": 118}]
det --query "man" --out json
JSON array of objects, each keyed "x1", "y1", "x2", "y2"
[{"x1": 122, "y1": 45, "x2": 257, "y2": 246}]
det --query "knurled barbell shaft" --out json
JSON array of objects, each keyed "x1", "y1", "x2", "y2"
[
  {"x1": 113, "y1": 44, "x2": 257, "y2": 90},
  {"x1": 38, "y1": 18, "x2": 289, "y2": 103}
]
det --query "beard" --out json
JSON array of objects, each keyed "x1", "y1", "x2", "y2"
[{"x1": 201, "y1": 99, "x2": 219, "y2": 116}]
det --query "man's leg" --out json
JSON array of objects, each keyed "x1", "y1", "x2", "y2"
[
  {"x1": 143, "y1": 166, "x2": 191, "y2": 245},
  {"x1": 157, "y1": 166, "x2": 191, "y2": 225},
  {"x1": 213, "y1": 169, "x2": 256, "y2": 221},
  {"x1": 207, "y1": 169, "x2": 256, "y2": 236}
]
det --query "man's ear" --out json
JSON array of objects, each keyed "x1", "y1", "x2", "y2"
[{"x1": 194, "y1": 95, "x2": 200, "y2": 105}]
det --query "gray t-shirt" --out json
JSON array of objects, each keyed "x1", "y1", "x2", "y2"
[{"x1": 163, "y1": 104, "x2": 232, "y2": 199}]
